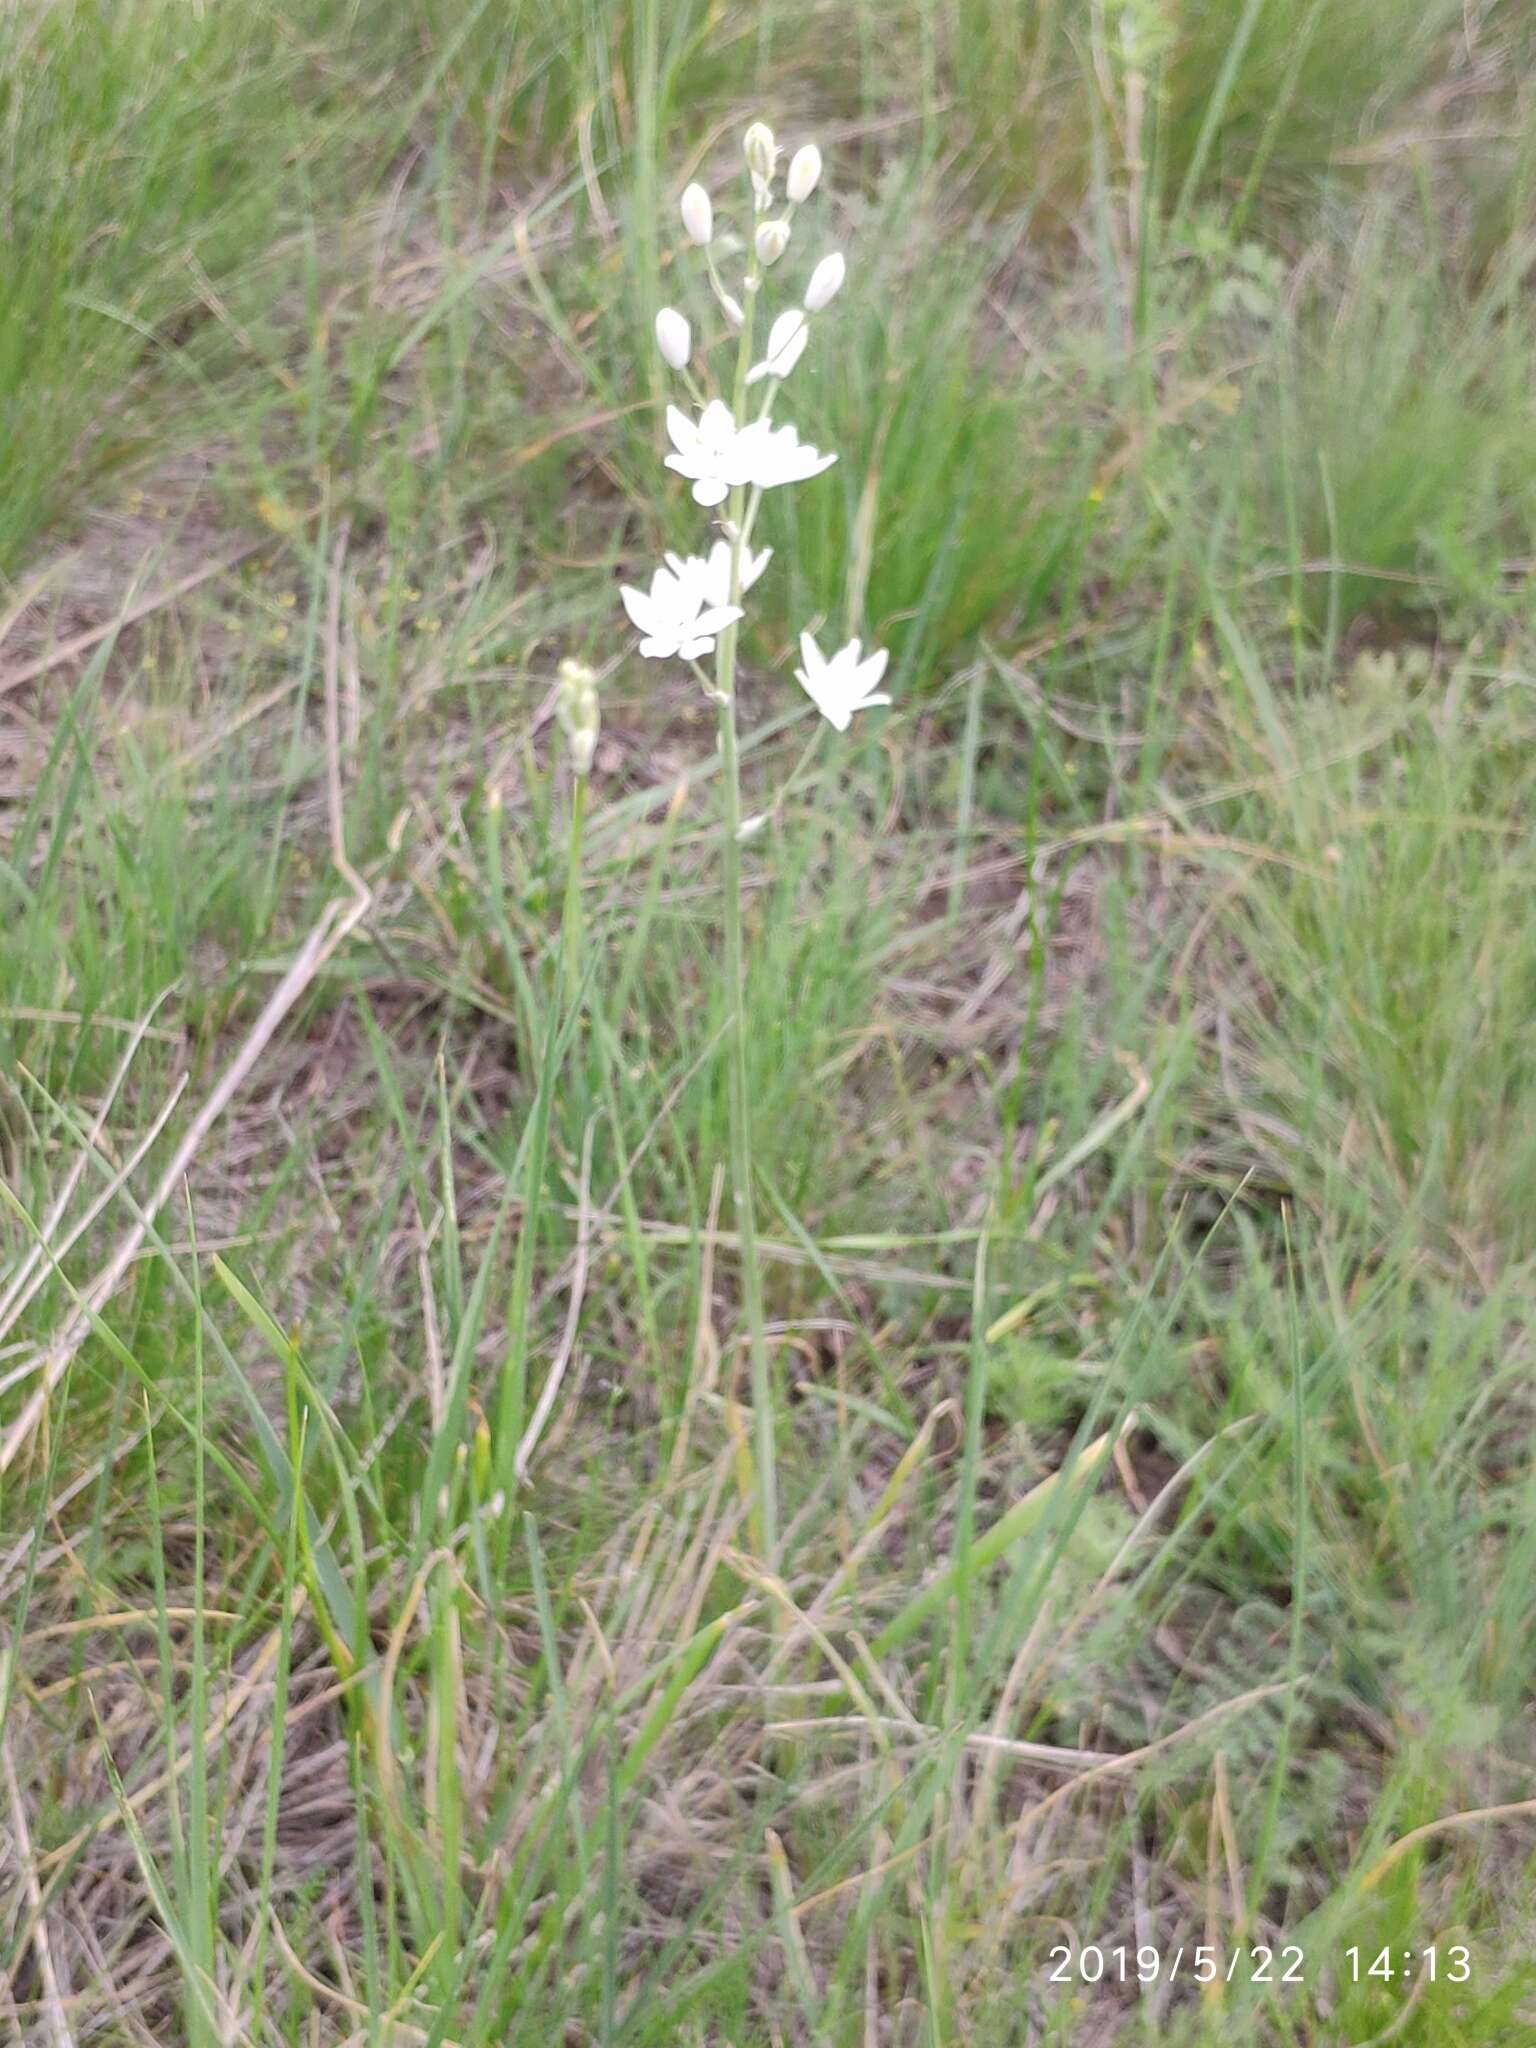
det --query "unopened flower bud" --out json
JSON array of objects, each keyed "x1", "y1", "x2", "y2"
[
  {"x1": 556, "y1": 657, "x2": 600, "y2": 775},
  {"x1": 743, "y1": 122, "x2": 777, "y2": 182},
  {"x1": 654, "y1": 306, "x2": 691, "y2": 370},
  {"x1": 804, "y1": 250, "x2": 846, "y2": 311},
  {"x1": 718, "y1": 290, "x2": 745, "y2": 331},
  {"x1": 680, "y1": 181, "x2": 713, "y2": 247},
  {"x1": 786, "y1": 144, "x2": 822, "y2": 203},
  {"x1": 754, "y1": 218, "x2": 791, "y2": 267}
]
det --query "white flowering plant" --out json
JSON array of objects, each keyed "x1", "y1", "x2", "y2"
[{"x1": 622, "y1": 120, "x2": 891, "y2": 1555}]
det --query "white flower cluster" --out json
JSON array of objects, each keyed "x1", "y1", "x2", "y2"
[
  {"x1": 661, "y1": 399, "x2": 835, "y2": 507},
  {"x1": 619, "y1": 121, "x2": 892, "y2": 737}
]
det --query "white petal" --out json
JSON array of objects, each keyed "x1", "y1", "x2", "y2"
[
  {"x1": 804, "y1": 688, "x2": 851, "y2": 730},
  {"x1": 747, "y1": 423, "x2": 836, "y2": 489},
  {"x1": 692, "y1": 602, "x2": 744, "y2": 637},
  {"x1": 620, "y1": 585, "x2": 657, "y2": 633},
  {"x1": 792, "y1": 664, "x2": 828, "y2": 720},
  {"x1": 719, "y1": 421, "x2": 767, "y2": 486},
  {"x1": 741, "y1": 544, "x2": 772, "y2": 591},
  {"x1": 798, "y1": 630, "x2": 825, "y2": 679},
  {"x1": 777, "y1": 324, "x2": 809, "y2": 378},
  {"x1": 768, "y1": 308, "x2": 809, "y2": 357},
  {"x1": 665, "y1": 404, "x2": 698, "y2": 455},
  {"x1": 701, "y1": 541, "x2": 733, "y2": 605},
  {"x1": 692, "y1": 477, "x2": 729, "y2": 507},
  {"x1": 637, "y1": 635, "x2": 675, "y2": 659}
]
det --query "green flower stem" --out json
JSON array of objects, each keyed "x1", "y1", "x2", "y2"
[
  {"x1": 713, "y1": 262, "x2": 779, "y2": 1560},
  {"x1": 495, "y1": 767, "x2": 588, "y2": 1507},
  {"x1": 560, "y1": 772, "x2": 588, "y2": 993}
]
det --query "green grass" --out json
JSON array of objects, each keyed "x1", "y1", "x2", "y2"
[{"x1": 4, "y1": 1, "x2": 1536, "y2": 2042}]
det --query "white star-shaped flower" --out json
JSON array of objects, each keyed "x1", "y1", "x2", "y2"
[
  {"x1": 745, "y1": 309, "x2": 809, "y2": 386},
  {"x1": 738, "y1": 417, "x2": 836, "y2": 490},
  {"x1": 664, "y1": 401, "x2": 836, "y2": 505},
  {"x1": 663, "y1": 400, "x2": 759, "y2": 508},
  {"x1": 664, "y1": 540, "x2": 772, "y2": 610},
  {"x1": 793, "y1": 632, "x2": 892, "y2": 731},
  {"x1": 620, "y1": 561, "x2": 743, "y2": 660}
]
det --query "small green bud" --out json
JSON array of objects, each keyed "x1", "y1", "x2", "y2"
[
  {"x1": 743, "y1": 121, "x2": 777, "y2": 181},
  {"x1": 744, "y1": 120, "x2": 779, "y2": 213},
  {"x1": 754, "y1": 218, "x2": 791, "y2": 266}
]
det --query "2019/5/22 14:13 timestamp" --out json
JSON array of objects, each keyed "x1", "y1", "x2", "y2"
[{"x1": 1345, "y1": 1945, "x2": 1471, "y2": 1982}]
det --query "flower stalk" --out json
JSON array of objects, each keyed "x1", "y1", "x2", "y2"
[
  {"x1": 617, "y1": 120, "x2": 892, "y2": 1564},
  {"x1": 713, "y1": 240, "x2": 780, "y2": 1560}
]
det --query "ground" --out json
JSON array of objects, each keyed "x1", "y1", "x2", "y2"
[{"x1": 3, "y1": 2, "x2": 1536, "y2": 2043}]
